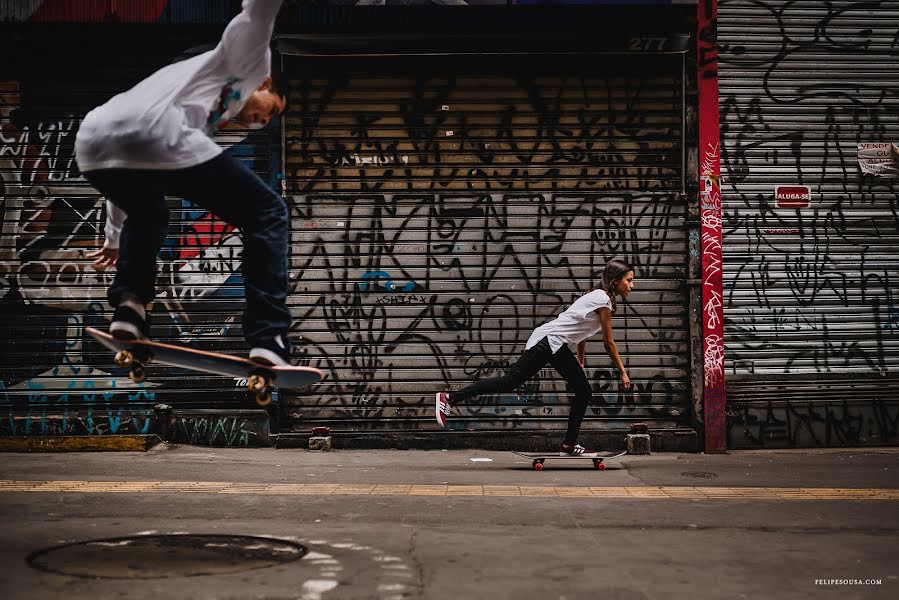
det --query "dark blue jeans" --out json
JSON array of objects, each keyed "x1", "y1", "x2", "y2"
[
  {"x1": 451, "y1": 337, "x2": 592, "y2": 445},
  {"x1": 82, "y1": 152, "x2": 290, "y2": 346}
]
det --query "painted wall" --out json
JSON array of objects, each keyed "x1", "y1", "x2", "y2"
[
  {"x1": 719, "y1": 0, "x2": 899, "y2": 447},
  {"x1": 0, "y1": 0, "x2": 697, "y2": 24},
  {"x1": 0, "y1": 0, "x2": 233, "y2": 23},
  {"x1": 0, "y1": 72, "x2": 275, "y2": 441},
  {"x1": 1, "y1": 5, "x2": 701, "y2": 446},
  {"x1": 280, "y1": 67, "x2": 695, "y2": 437}
]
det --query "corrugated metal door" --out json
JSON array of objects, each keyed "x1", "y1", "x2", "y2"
[
  {"x1": 282, "y1": 61, "x2": 693, "y2": 439},
  {"x1": 719, "y1": 0, "x2": 899, "y2": 447},
  {"x1": 0, "y1": 54, "x2": 279, "y2": 438}
]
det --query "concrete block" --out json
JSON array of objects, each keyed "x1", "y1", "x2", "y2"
[
  {"x1": 627, "y1": 433, "x2": 651, "y2": 455},
  {"x1": 308, "y1": 436, "x2": 332, "y2": 451}
]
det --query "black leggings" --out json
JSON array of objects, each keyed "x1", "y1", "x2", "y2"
[{"x1": 451, "y1": 337, "x2": 591, "y2": 445}]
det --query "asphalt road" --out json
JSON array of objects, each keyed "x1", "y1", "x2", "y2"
[{"x1": 1, "y1": 446, "x2": 897, "y2": 600}]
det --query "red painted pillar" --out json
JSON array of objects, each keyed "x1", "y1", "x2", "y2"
[{"x1": 697, "y1": 0, "x2": 727, "y2": 453}]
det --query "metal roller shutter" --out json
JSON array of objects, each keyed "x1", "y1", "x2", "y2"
[
  {"x1": 0, "y1": 54, "x2": 279, "y2": 437},
  {"x1": 719, "y1": 0, "x2": 899, "y2": 446},
  {"x1": 281, "y1": 62, "x2": 693, "y2": 438}
]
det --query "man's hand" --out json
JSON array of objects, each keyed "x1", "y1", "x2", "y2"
[
  {"x1": 86, "y1": 247, "x2": 119, "y2": 272},
  {"x1": 620, "y1": 372, "x2": 631, "y2": 390},
  {"x1": 578, "y1": 356, "x2": 586, "y2": 368}
]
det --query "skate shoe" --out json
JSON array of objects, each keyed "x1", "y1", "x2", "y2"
[
  {"x1": 249, "y1": 334, "x2": 291, "y2": 367},
  {"x1": 110, "y1": 305, "x2": 150, "y2": 340},
  {"x1": 435, "y1": 391, "x2": 453, "y2": 428},
  {"x1": 560, "y1": 442, "x2": 597, "y2": 456}
]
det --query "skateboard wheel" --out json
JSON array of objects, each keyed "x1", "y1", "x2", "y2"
[
  {"x1": 247, "y1": 374, "x2": 267, "y2": 393},
  {"x1": 128, "y1": 366, "x2": 146, "y2": 384},
  {"x1": 255, "y1": 390, "x2": 272, "y2": 408},
  {"x1": 595, "y1": 461, "x2": 606, "y2": 471},
  {"x1": 114, "y1": 350, "x2": 133, "y2": 368},
  {"x1": 532, "y1": 460, "x2": 544, "y2": 471}
]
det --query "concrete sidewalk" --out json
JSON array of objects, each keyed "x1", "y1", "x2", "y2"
[{"x1": 1, "y1": 447, "x2": 897, "y2": 599}]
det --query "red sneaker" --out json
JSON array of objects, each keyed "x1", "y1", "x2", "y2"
[{"x1": 435, "y1": 392, "x2": 453, "y2": 428}]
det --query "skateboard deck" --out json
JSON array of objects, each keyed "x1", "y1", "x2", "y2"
[
  {"x1": 513, "y1": 450, "x2": 627, "y2": 471},
  {"x1": 86, "y1": 327, "x2": 322, "y2": 407}
]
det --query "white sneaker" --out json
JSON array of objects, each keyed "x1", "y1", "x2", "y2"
[
  {"x1": 110, "y1": 305, "x2": 149, "y2": 340},
  {"x1": 249, "y1": 334, "x2": 291, "y2": 367}
]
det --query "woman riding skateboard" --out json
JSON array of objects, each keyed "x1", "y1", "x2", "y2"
[
  {"x1": 76, "y1": 0, "x2": 292, "y2": 367},
  {"x1": 434, "y1": 258, "x2": 634, "y2": 455}
]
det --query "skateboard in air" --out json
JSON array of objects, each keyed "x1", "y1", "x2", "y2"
[
  {"x1": 513, "y1": 450, "x2": 627, "y2": 471},
  {"x1": 86, "y1": 327, "x2": 323, "y2": 407}
]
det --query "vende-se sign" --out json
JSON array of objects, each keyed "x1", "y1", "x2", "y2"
[{"x1": 775, "y1": 185, "x2": 811, "y2": 208}]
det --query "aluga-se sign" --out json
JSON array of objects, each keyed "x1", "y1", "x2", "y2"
[{"x1": 775, "y1": 185, "x2": 811, "y2": 209}]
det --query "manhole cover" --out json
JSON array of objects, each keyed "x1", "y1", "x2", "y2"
[
  {"x1": 681, "y1": 471, "x2": 718, "y2": 479},
  {"x1": 27, "y1": 534, "x2": 307, "y2": 579}
]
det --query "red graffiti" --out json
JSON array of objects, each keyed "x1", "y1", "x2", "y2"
[
  {"x1": 29, "y1": 0, "x2": 169, "y2": 23},
  {"x1": 177, "y1": 213, "x2": 235, "y2": 261}
]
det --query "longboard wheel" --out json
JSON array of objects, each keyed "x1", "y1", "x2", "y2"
[
  {"x1": 128, "y1": 365, "x2": 146, "y2": 384},
  {"x1": 255, "y1": 389, "x2": 273, "y2": 408},
  {"x1": 532, "y1": 460, "x2": 544, "y2": 471},
  {"x1": 114, "y1": 350, "x2": 134, "y2": 368},
  {"x1": 247, "y1": 374, "x2": 268, "y2": 393},
  {"x1": 594, "y1": 460, "x2": 606, "y2": 471}
]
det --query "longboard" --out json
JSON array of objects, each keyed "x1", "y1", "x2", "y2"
[
  {"x1": 513, "y1": 450, "x2": 627, "y2": 471},
  {"x1": 86, "y1": 327, "x2": 322, "y2": 407}
]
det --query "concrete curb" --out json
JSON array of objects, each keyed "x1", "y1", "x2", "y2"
[
  {"x1": 0, "y1": 435, "x2": 163, "y2": 452},
  {"x1": 276, "y1": 428, "x2": 698, "y2": 452}
]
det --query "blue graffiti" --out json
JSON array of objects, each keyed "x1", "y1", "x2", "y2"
[
  {"x1": 360, "y1": 270, "x2": 418, "y2": 292},
  {"x1": 2, "y1": 376, "x2": 156, "y2": 436}
]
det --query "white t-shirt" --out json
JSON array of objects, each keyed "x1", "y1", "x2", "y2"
[
  {"x1": 75, "y1": 0, "x2": 279, "y2": 174},
  {"x1": 525, "y1": 289, "x2": 614, "y2": 354}
]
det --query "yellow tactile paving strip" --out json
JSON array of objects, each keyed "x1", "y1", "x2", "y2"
[{"x1": 0, "y1": 480, "x2": 897, "y2": 500}]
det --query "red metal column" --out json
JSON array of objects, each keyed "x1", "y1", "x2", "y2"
[{"x1": 697, "y1": 0, "x2": 726, "y2": 453}]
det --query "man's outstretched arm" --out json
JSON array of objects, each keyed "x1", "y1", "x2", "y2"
[{"x1": 219, "y1": 0, "x2": 282, "y2": 79}]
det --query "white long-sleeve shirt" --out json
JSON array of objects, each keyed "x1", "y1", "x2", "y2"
[{"x1": 75, "y1": 0, "x2": 281, "y2": 249}]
